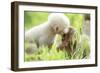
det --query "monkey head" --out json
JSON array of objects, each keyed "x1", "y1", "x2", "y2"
[
  {"x1": 58, "y1": 27, "x2": 76, "y2": 53},
  {"x1": 48, "y1": 13, "x2": 70, "y2": 34}
]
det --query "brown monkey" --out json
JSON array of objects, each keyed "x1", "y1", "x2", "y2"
[{"x1": 58, "y1": 27, "x2": 77, "y2": 53}]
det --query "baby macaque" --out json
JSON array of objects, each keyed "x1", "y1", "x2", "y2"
[
  {"x1": 25, "y1": 13, "x2": 70, "y2": 53},
  {"x1": 58, "y1": 27, "x2": 77, "y2": 53}
]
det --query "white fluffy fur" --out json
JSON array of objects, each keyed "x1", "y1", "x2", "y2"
[{"x1": 25, "y1": 13, "x2": 70, "y2": 47}]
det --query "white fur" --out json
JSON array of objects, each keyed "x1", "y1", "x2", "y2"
[{"x1": 25, "y1": 13, "x2": 70, "y2": 47}]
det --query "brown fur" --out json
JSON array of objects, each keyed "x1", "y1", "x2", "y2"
[{"x1": 58, "y1": 27, "x2": 76, "y2": 53}]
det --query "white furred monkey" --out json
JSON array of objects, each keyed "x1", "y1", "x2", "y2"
[{"x1": 25, "y1": 13, "x2": 70, "y2": 53}]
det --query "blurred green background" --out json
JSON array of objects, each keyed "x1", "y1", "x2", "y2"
[
  {"x1": 24, "y1": 12, "x2": 49, "y2": 30},
  {"x1": 24, "y1": 11, "x2": 90, "y2": 61},
  {"x1": 24, "y1": 12, "x2": 84, "y2": 34}
]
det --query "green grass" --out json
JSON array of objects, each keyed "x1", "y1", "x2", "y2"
[{"x1": 25, "y1": 32, "x2": 90, "y2": 61}]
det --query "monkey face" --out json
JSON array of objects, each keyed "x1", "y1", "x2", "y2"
[
  {"x1": 62, "y1": 27, "x2": 75, "y2": 43},
  {"x1": 58, "y1": 27, "x2": 76, "y2": 52},
  {"x1": 52, "y1": 24, "x2": 65, "y2": 34},
  {"x1": 51, "y1": 23, "x2": 70, "y2": 35}
]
